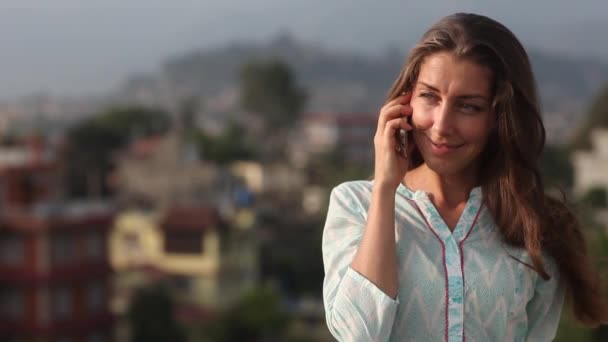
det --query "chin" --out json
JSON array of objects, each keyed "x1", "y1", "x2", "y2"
[
  {"x1": 420, "y1": 152, "x2": 479, "y2": 177},
  {"x1": 424, "y1": 159, "x2": 467, "y2": 176}
]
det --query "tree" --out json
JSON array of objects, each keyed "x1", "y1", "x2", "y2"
[
  {"x1": 569, "y1": 83, "x2": 608, "y2": 150},
  {"x1": 541, "y1": 145, "x2": 574, "y2": 189},
  {"x1": 177, "y1": 96, "x2": 202, "y2": 135},
  {"x1": 579, "y1": 187, "x2": 608, "y2": 208},
  {"x1": 202, "y1": 286, "x2": 290, "y2": 342},
  {"x1": 193, "y1": 120, "x2": 256, "y2": 165},
  {"x1": 127, "y1": 284, "x2": 186, "y2": 342},
  {"x1": 65, "y1": 106, "x2": 171, "y2": 197},
  {"x1": 239, "y1": 59, "x2": 307, "y2": 130},
  {"x1": 94, "y1": 106, "x2": 171, "y2": 140}
]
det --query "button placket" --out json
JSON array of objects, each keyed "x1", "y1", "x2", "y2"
[{"x1": 411, "y1": 190, "x2": 483, "y2": 342}]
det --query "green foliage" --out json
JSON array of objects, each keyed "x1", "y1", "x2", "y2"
[
  {"x1": 541, "y1": 145, "x2": 574, "y2": 189},
  {"x1": 65, "y1": 106, "x2": 171, "y2": 197},
  {"x1": 177, "y1": 96, "x2": 202, "y2": 134},
  {"x1": 67, "y1": 106, "x2": 170, "y2": 158},
  {"x1": 554, "y1": 310, "x2": 594, "y2": 342},
  {"x1": 239, "y1": 59, "x2": 307, "y2": 130},
  {"x1": 570, "y1": 83, "x2": 608, "y2": 150},
  {"x1": 306, "y1": 147, "x2": 371, "y2": 189},
  {"x1": 193, "y1": 120, "x2": 256, "y2": 164},
  {"x1": 0, "y1": 132, "x2": 19, "y2": 146},
  {"x1": 580, "y1": 187, "x2": 608, "y2": 208},
  {"x1": 127, "y1": 284, "x2": 186, "y2": 342},
  {"x1": 92, "y1": 106, "x2": 170, "y2": 141},
  {"x1": 553, "y1": 198, "x2": 608, "y2": 341},
  {"x1": 202, "y1": 286, "x2": 290, "y2": 342},
  {"x1": 260, "y1": 218, "x2": 326, "y2": 297},
  {"x1": 585, "y1": 218, "x2": 608, "y2": 341}
]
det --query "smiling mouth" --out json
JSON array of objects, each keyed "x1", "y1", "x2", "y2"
[
  {"x1": 427, "y1": 136, "x2": 464, "y2": 149},
  {"x1": 430, "y1": 141, "x2": 464, "y2": 149}
]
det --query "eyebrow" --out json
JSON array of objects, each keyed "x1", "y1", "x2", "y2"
[{"x1": 417, "y1": 81, "x2": 489, "y2": 101}]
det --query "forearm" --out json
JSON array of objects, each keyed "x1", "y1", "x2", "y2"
[{"x1": 350, "y1": 182, "x2": 399, "y2": 299}]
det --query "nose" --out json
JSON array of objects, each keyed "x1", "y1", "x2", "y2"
[{"x1": 431, "y1": 102, "x2": 454, "y2": 136}]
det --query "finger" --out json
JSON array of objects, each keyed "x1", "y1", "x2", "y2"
[
  {"x1": 383, "y1": 92, "x2": 412, "y2": 108},
  {"x1": 377, "y1": 103, "x2": 413, "y2": 133},
  {"x1": 388, "y1": 117, "x2": 412, "y2": 132},
  {"x1": 381, "y1": 92, "x2": 413, "y2": 119},
  {"x1": 383, "y1": 117, "x2": 411, "y2": 145}
]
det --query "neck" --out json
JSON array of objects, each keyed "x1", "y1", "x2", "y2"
[{"x1": 404, "y1": 163, "x2": 479, "y2": 207}]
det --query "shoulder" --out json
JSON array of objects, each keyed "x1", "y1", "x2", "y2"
[
  {"x1": 327, "y1": 180, "x2": 374, "y2": 217},
  {"x1": 331, "y1": 180, "x2": 374, "y2": 198}
]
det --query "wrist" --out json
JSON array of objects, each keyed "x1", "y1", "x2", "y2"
[{"x1": 373, "y1": 179, "x2": 399, "y2": 194}]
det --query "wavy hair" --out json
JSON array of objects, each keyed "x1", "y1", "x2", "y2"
[{"x1": 385, "y1": 13, "x2": 607, "y2": 326}]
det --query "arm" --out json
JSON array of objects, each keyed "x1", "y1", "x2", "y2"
[
  {"x1": 322, "y1": 183, "x2": 400, "y2": 341},
  {"x1": 525, "y1": 256, "x2": 565, "y2": 341},
  {"x1": 351, "y1": 182, "x2": 399, "y2": 298},
  {"x1": 322, "y1": 92, "x2": 412, "y2": 341}
]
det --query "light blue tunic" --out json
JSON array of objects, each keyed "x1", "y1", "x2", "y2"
[{"x1": 322, "y1": 180, "x2": 564, "y2": 341}]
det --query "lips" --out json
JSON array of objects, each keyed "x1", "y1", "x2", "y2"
[
  {"x1": 425, "y1": 135, "x2": 464, "y2": 155},
  {"x1": 430, "y1": 141, "x2": 463, "y2": 149},
  {"x1": 425, "y1": 134, "x2": 463, "y2": 148}
]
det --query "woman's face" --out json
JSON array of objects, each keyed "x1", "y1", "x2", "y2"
[{"x1": 410, "y1": 52, "x2": 496, "y2": 177}]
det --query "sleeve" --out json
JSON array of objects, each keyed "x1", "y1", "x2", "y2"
[
  {"x1": 524, "y1": 255, "x2": 566, "y2": 341},
  {"x1": 322, "y1": 184, "x2": 399, "y2": 342}
]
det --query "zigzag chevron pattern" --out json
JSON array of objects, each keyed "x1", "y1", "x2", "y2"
[{"x1": 322, "y1": 181, "x2": 565, "y2": 341}]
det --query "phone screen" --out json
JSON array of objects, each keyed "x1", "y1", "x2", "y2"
[
  {"x1": 398, "y1": 129, "x2": 408, "y2": 158},
  {"x1": 396, "y1": 113, "x2": 411, "y2": 158}
]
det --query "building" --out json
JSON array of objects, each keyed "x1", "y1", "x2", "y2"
[
  {"x1": 571, "y1": 128, "x2": 608, "y2": 196},
  {"x1": 572, "y1": 128, "x2": 608, "y2": 233},
  {"x1": 111, "y1": 132, "x2": 222, "y2": 210},
  {"x1": 109, "y1": 205, "x2": 258, "y2": 324},
  {"x1": 0, "y1": 138, "x2": 115, "y2": 341},
  {"x1": 291, "y1": 113, "x2": 377, "y2": 167}
]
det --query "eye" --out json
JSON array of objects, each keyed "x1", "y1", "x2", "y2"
[
  {"x1": 419, "y1": 92, "x2": 437, "y2": 101},
  {"x1": 459, "y1": 102, "x2": 483, "y2": 113}
]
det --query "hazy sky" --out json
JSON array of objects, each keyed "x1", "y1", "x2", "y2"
[{"x1": 1, "y1": 0, "x2": 607, "y2": 100}]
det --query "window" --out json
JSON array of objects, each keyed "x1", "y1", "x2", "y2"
[
  {"x1": 0, "y1": 288, "x2": 24, "y2": 319},
  {"x1": 86, "y1": 283, "x2": 104, "y2": 313},
  {"x1": 0, "y1": 234, "x2": 24, "y2": 266},
  {"x1": 51, "y1": 234, "x2": 74, "y2": 265},
  {"x1": 86, "y1": 332, "x2": 105, "y2": 342},
  {"x1": 53, "y1": 287, "x2": 72, "y2": 319},
  {"x1": 123, "y1": 232, "x2": 140, "y2": 250},
  {"x1": 85, "y1": 231, "x2": 105, "y2": 260},
  {"x1": 164, "y1": 231, "x2": 203, "y2": 254},
  {"x1": 169, "y1": 276, "x2": 192, "y2": 293}
]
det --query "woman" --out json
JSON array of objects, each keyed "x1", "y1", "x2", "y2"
[{"x1": 322, "y1": 13, "x2": 607, "y2": 341}]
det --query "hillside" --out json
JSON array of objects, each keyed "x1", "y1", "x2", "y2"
[{"x1": 118, "y1": 34, "x2": 608, "y2": 143}]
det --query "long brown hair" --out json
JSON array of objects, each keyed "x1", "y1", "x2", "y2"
[{"x1": 386, "y1": 13, "x2": 607, "y2": 326}]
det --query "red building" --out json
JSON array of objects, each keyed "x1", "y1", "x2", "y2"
[
  {"x1": 0, "y1": 138, "x2": 115, "y2": 341},
  {"x1": 299, "y1": 113, "x2": 377, "y2": 165}
]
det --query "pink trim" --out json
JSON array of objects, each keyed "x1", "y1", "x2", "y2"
[
  {"x1": 461, "y1": 203, "x2": 483, "y2": 244},
  {"x1": 407, "y1": 198, "x2": 484, "y2": 342},
  {"x1": 408, "y1": 199, "x2": 449, "y2": 342},
  {"x1": 458, "y1": 203, "x2": 484, "y2": 342}
]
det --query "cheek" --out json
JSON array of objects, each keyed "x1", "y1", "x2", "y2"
[
  {"x1": 410, "y1": 102, "x2": 433, "y2": 129},
  {"x1": 461, "y1": 119, "x2": 494, "y2": 143}
]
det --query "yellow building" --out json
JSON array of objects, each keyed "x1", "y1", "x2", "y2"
[{"x1": 109, "y1": 205, "x2": 258, "y2": 319}]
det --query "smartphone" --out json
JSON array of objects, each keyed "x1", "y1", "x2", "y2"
[
  {"x1": 395, "y1": 92, "x2": 411, "y2": 158},
  {"x1": 396, "y1": 128, "x2": 408, "y2": 158},
  {"x1": 395, "y1": 112, "x2": 411, "y2": 158}
]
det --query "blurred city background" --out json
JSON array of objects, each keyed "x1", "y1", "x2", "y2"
[{"x1": 0, "y1": 1, "x2": 607, "y2": 341}]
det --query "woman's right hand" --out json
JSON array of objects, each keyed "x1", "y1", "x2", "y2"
[{"x1": 373, "y1": 92, "x2": 414, "y2": 190}]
